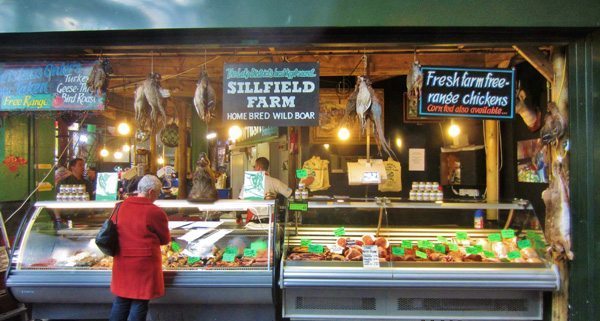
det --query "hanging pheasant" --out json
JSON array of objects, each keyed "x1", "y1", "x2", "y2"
[{"x1": 193, "y1": 69, "x2": 216, "y2": 123}]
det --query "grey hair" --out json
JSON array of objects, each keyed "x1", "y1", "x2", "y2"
[{"x1": 137, "y1": 175, "x2": 162, "y2": 194}]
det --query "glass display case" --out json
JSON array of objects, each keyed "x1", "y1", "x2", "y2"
[
  {"x1": 281, "y1": 198, "x2": 559, "y2": 321},
  {"x1": 7, "y1": 200, "x2": 279, "y2": 321}
]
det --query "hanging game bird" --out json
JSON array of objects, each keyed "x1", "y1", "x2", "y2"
[
  {"x1": 193, "y1": 69, "x2": 216, "y2": 123},
  {"x1": 86, "y1": 58, "x2": 113, "y2": 96},
  {"x1": 134, "y1": 73, "x2": 167, "y2": 133},
  {"x1": 355, "y1": 76, "x2": 372, "y2": 133},
  {"x1": 188, "y1": 152, "x2": 218, "y2": 203}
]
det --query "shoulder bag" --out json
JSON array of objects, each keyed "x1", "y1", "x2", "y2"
[{"x1": 95, "y1": 201, "x2": 123, "y2": 256}]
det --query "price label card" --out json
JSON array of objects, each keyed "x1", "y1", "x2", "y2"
[
  {"x1": 527, "y1": 231, "x2": 541, "y2": 240},
  {"x1": 456, "y1": 232, "x2": 469, "y2": 240},
  {"x1": 334, "y1": 227, "x2": 346, "y2": 237},
  {"x1": 187, "y1": 256, "x2": 200, "y2": 265},
  {"x1": 361, "y1": 171, "x2": 381, "y2": 184},
  {"x1": 308, "y1": 244, "x2": 324, "y2": 254},
  {"x1": 474, "y1": 245, "x2": 483, "y2": 253},
  {"x1": 392, "y1": 246, "x2": 405, "y2": 256},
  {"x1": 289, "y1": 202, "x2": 308, "y2": 212},
  {"x1": 434, "y1": 244, "x2": 447, "y2": 254},
  {"x1": 301, "y1": 239, "x2": 312, "y2": 246},
  {"x1": 222, "y1": 253, "x2": 236, "y2": 262},
  {"x1": 362, "y1": 245, "x2": 380, "y2": 268},
  {"x1": 330, "y1": 244, "x2": 344, "y2": 254},
  {"x1": 483, "y1": 250, "x2": 495, "y2": 258},
  {"x1": 416, "y1": 250, "x2": 428, "y2": 259},
  {"x1": 225, "y1": 246, "x2": 238, "y2": 255},
  {"x1": 535, "y1": 239, "x2": 546, "y2": 249},
  {"x1": 488, "y1": 233, "x2": 502, "y2": 242},
  {"x1": 244, "y1": 248, "x2": 257, "y2": 257},
  {"x1": 518, "y1": 239, "x2": 532, "y2": 249},
  {"x1": 507, "y1": 250, "x2": 522, "y2": 260},
  {"x1": 171, "y1": 242, "x2": 181, "y2": 252},
  {"x1": 437, "y1": 236, "x2": 448, "y2": 244},
  {"x1": 296, "y1": 169, "x2": 308, "y2": 179},
  {"x1": 466, "y1": 247, "x2": 481, "y2": 255},
  {"x1": 402, "y1": 240, "x2": 412, "y2": 249},
  {"x1": 251, "y1": 240, "x2": 268, "y2": 251},
  {"x1": 448, "y1": 243, "x2": 459, "y2": 251},
  {"x1": 501, "y1": 229, "x2": 516, "y2": 239}
]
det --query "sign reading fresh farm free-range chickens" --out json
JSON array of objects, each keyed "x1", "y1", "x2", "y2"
[
  {"x1": 223, "y1": 62, "x2": 319, "y2": 126},
  {"x1": 418, "y1": 66, "x2": 515, "y2": 120},
  {"x1": 0, "y1": 61, "x2": 105, "y2": 111}
]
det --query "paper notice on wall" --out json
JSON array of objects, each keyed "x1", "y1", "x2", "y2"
[{"x1": 408, "y1": 148, "x2": 425, "y2": 171}]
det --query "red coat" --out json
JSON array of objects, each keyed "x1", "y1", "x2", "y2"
[{"x1": 110, "y1": 197, "x2": 170, "y2": 300}]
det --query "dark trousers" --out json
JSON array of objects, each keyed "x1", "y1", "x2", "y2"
[{"x1": 109, "y1": 296, "x2": 149, "y2": 321}]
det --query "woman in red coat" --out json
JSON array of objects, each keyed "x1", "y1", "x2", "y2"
[{"x1": 109, "y1": 175, "x2": 170, "y2": 321}]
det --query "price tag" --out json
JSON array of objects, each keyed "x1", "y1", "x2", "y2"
[
  {"x1": 222, "y1": 253, "x2": 236, "y2": 262},
  {"x1": 456, "y1": 232, "x2": 469, "y2": 240},
  {"x1": 448, "y1": 243, "x2": 459, "y2": 251},
  {"x1": 501, "y1": 229, "x2": 516, "y2": 239},
  {"x1": 434, "y1": 244, "x2": 447, "y2": 254},
  {"x1": 535, "y1": 240, "x2": 546, "y2": 249},
  {"x1": 507, "y1": 250, "x2": 522, "y2": 260},
  {"x1": 361, "y1": 171, "x2": 381, "y2": 184},
  {"x1": 437, "y1": 236, "x2": 448, "y2": 244},
  {"x1": 392, "y1": 246, "x2": 405, "y2": 256},
  {"x1": 419, "y1": 240, "x2": 434, "y2": 249},
  {"x1": 171, "y1": 242, "x2": 181, "y2": 252},
  {"x1": 301, "y1": 239, "x2": 312, "y2": 246},
  {"x1": 334, "y1": 227, "x2": 346, "y2": 237},
  {"x1": 362, "y1": 245, "x2": 380, "y2": 268},
  {"x1": 518, "y1": 239, "x2": 532, "y2": 249},
  {"x1": 225, "y1": 246, "x2": 238, "y2": 255},
  {"x1": 251, "y1": 240, "x2": 268, "y2": 251},
  {"x1": 466, "y1": 247, "x2": 481, "y2": 255},
  {"x1": 187, "y1": 256, "x2": 200, "y2": 265},
  {"x1": 483, "y1": 250, "x2": 496, "y2": 258},
  {"x1": 289, "y1": 202, "x2": 308, "y2": 211},
  {"x1": 527, "y1": 231, "x2": 541, "y2": 240},
  {"x1": 402, "y1": 240, "x2": 412, "y2": 249},
  {"x1": 330, "y1": 244, "x2": 344, "y2": 254},
  {"x1": 415, "y1": 250, "x2": 428, "y2": 259},
  {"x1": 474, "y1": 245, "x2": 483, "y2": 252},
  {"x1": 308, "y1": 244, "x2": 324, "y2": 254},
  {"x1": 296, "y1": 169, "x2": 308, "y2": 179},
  {"x1": 488, "y1": 233, "x2": 502, "y2": 242},
  {"x1": 244, "y1": 248, "x2": 257, "y2": 257}
]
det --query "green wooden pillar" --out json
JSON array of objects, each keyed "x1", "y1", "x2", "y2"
[
  {"x1": 190, "y1": 108, "x2": 207, "y2": 170},
  {"x1": 32, "y1": 116, "x2": 56, "y2": 201},
  {"x1": 0, "y1": 115, "x2": 30, "y2": 201}
]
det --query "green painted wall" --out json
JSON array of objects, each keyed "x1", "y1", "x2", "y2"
[
  {"x1": 0, "y1": 0, "x2": 598, "y2": 33},
  {"x1": 32, "y1": 117, "x2": 56, "y2": 201},
  {"x1": 0, "y1": 115, "x2": 30, "y2": 201}
]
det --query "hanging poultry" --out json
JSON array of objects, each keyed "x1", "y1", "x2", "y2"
[
  {"x1": 86, "y1": 58, "x2": 112, "y2": 96},
  {"x1": 193, "y1": 69, "x2": 216, "y2": 123},
  {"x1": 134, "y1": 73, "x2": 167, "y2": 133}
]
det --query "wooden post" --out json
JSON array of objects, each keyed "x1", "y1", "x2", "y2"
[
  {"x1": 149, "y1": 132, "x2": 157, "y2": 174},
  {"x1": 485, "y1": 120, "x2": 499, "y2": 220},
  {"x1": 176, "y1": 102, "x2": 188, "y2": 199}
]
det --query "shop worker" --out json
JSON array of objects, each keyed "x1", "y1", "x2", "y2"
[
  {"x1": 109, "y1": 175, "x2": 170, "y2": 321},
  {"x1": 238, "y1": 157, "x2": 292, "y2": 223},
  {"x1": 56, "y1": 158, "x2": 94, "y2": 200}
]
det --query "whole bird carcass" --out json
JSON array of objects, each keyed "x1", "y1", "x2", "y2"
[
  {"x1": 86, "y1": 58, "x2": 113, "y2": 96},
  {"x1": 406, "y1": 61, "x2": 423, "y2": 115},
  {"x1": 134, "y1": 73, "x2": 167, "y2": 133},
  {"x1": 342, "y1": 76, "x2": 397, "y2": 159},
  {"x1": 193, "y1": 69, "x2": 216, "y2": 123},
  {"x1": 188, "y1": 152, "x2": 218, "y2": 203}
]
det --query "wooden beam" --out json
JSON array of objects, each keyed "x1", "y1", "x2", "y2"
[
  {"x1": 513, "y1": 45, "x2": 554, "y2": 84},
  {"x1": 176, "y1": 102, "x2": 189, "y2": 199},
  {"x1": 485, "y1": 120, "x2": 499, "y2": 220}
]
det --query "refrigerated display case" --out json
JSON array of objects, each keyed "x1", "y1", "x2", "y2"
[
  {"x1": 7, "y1": 199, "x2": 280, "y2": 321},
  {"x1": 281, "y1": 198, "x2": 559, "y2": 321}
]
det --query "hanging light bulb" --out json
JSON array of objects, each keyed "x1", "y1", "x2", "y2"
[
  {"x1": 395, "y1": 137, "x2": 402, "y2": 148},
  {"x1": 337, "y1": 127, "x2": 350, "y2": 141},
  {"x1": 100, "y1": 148, "x2": 109, "y2": 157},
  {"x1": 228, "y1": 126, "x2": 242, "y2": 141},
  {"x1": 448, "y1": 123, "x2": 461, "y2": 138},
  {"x1": 157, "y1": 157, "x2": 165, "y2": 165},
  {"x1": 206, "y1": 132, "x2": 217, "y2": 140},
  {"x1": 323, "y1": 144, "x2": 330, "y2": 150},
  {"x1": 122, "y1": 144, "x2": 131, "y2": 152},
  {"x1": 117, "y1": 122, "x2": 131, "y2": 136},
  {"x1": 114, "y1": 151, "x2": 123, "y2": 159}
]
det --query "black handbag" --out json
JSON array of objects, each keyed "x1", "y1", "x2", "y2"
[{"x1": 95, "y1": 202, "x2": 123, "y2": 256}]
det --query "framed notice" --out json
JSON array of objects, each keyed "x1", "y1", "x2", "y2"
[
  {"x1": 408, "y1": 148, "x2": 425, "y2": 171},
  {"x1": 96, "y1": 172, "x2": 119, "y2": 201},
  {"x1": 403, "y1": 93, "x2": 439, "y2": 123},
  {"x1": 241, "y1": 171, "x2": 265, "y2": 200},
  {"x1": 310, "y1": 88, "x2": 384, "y2": 144},
  {"x1": 418, "y1": 66, "x2": 515, "y2": 120}
]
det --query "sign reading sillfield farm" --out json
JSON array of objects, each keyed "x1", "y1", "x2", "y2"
[
  {"x1": 223, "y1": 62, "x2": 319, "y2": 126},
  {"x1": 418, "y1": 66, "x2": 514, "y2": 120},
  {"x1": 0, "y1": 61, "x2": 105, "y2": 111}
]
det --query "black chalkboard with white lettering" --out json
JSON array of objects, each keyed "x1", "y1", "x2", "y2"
[
  {"x1": 222, "y1": 62, "x2": 320, "y2": 126},
  {"x1": 418, "y1": 66, "x2": 515, "y2": 120}
]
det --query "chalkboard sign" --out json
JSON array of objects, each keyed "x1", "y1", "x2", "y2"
[
  {"x1": 418, "y1": 66, "x2": 514, "y2": 120},
  {"x1": 0, "y1": 61, "x2": 105, "y2": 111},
  {"x1": 223, "y1": 62, "x2": 319, "y2": 126}
]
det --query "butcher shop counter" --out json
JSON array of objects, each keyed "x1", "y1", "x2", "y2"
[
  {"x1": 280, "y1": 198, "x2": 559, "y2": 321},
  {"x1": 7, "y1": 200, "x2": 281, "y2": 321}
]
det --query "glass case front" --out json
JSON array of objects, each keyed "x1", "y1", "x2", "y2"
[
  {"x1": 284, "y1": 198, "x2": 548, "y2": 267},
  {"x1": 13, "y1": 200, "x2": 276, "y2": 272}
]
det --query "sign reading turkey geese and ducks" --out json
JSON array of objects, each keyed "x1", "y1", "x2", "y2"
[
  {"x1": 223, "y1": 62, "x2": 319, "y2": 126},
  {"x1": 418, "y1": 66, "x2": 515, "y2": 120}
]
